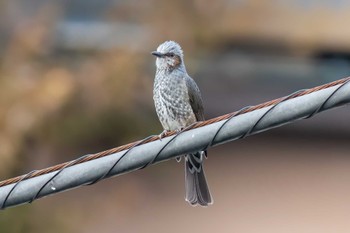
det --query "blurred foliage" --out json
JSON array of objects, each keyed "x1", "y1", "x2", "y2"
[
  {"x1": 0, "y1": 205, "x2": 68, "y2": 233},
  {"x1": 0, "y1": 4, "x2": 160, "y2": 231},
  {"x1": 0, "y1": 12, "x2": 159, "y2": 174}
]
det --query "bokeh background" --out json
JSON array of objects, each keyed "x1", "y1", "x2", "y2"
[{"x1": 1, "y1": 1, "x2": 350, "y2": 232}]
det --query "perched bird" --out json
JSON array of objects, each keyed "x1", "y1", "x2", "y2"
[{"x1": 152, "y1": 41, "x2": 212, "y2": 206}]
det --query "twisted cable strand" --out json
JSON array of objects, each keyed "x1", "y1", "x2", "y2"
[
  {"x1": 0, "y1": 170, "x2": 37, "y2": 209},
  {"x1": 0, "y1": 77, "x2": 348, "y2": 204}
]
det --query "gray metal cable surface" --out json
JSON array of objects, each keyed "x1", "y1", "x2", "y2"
[{"x1": 0, "y1": 78, "x2": 349, "y2": 210}]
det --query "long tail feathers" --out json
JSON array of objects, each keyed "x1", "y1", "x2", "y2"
[{"x1": 185, "y1": 151, "x2": 213, "y2": 206}]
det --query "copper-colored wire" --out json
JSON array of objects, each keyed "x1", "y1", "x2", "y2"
[{"x1": 0, "y1": 77, "x2": 349, "y2": 188}]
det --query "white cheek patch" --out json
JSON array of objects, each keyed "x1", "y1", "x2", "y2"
[{"x1": 166, "y1": 57, "x2": 173, "y2": 66}]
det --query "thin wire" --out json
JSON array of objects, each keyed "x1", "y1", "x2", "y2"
[
  {"x1": 1, "y1": 170, "x2": 37, "y2": 209},
  {"x1": 87, "y1": 135, "x2": 156, "y2": 185},
  {"x1": 205, "y1": 106, "x2": 252, "y2": 149},
  {"x1": 29, "y1": 154, "x2": 92, "y2": 202},
  {"x1": 0, "y1": 77, "x2": 348, "y2": 191},
  {"x1": 140, "y1": 122, "x2": 198, "y2": 169},
  {"x1": 239, "y1": 89, "x2": 307, "y2": 139},
  {"x1": 307, "y1": 79, "x2": 350, "y2": 118}
]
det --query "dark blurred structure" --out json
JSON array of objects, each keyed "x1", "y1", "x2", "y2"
[{"x1": 0, "y1": 1, "x2": 349, "y2": 232}]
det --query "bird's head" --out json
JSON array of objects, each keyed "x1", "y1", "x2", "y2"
[{"x1": 152, "y1": 41, "x2": 185, "y2": 71}]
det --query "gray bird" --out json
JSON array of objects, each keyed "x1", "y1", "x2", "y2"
[{"x1": 152, "y1": 41, "x2": 213, "y2": 206}]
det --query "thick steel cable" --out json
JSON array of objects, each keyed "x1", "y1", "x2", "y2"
[{"x1": 0, "y1": 77, "x2": 349, "y2": 210}]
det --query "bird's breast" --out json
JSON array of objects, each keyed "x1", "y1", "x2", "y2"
[{"x1": 153, "y1": 73, "x2": 196, "y2": 131}]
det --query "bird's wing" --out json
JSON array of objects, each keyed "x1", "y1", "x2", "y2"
[{"x1": 185, "y1": 75, "x2": 205, "y2": 121}]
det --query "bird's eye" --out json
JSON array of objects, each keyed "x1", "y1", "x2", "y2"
[{"x1": 168, "y1": 53, "x2": 175, "y2": 57}]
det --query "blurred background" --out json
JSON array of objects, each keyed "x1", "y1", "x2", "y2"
[{"x1": 0, "y1": 0, "x2": 350, "y2": 232}]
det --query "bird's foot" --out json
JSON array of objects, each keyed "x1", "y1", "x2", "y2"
[
  {"x1": 158, "y1": 130, "x2": 169, "y2": 140},
  {"x1": 175, "y1": 128, "x2": 183, "y2": 134},
  {"x1": 203, "y1": 150, "x2": 208, "y2": 159}
]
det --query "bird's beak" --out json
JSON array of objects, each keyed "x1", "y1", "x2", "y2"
[{"x1": 151, "y1": 51, "x2": 163, "y2": 58}]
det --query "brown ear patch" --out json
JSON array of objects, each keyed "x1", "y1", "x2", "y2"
[{"x1": 170, "y1": 55, "x2": 182, "y2": 69}]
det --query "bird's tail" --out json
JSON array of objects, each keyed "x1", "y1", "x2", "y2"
[{"x1": 185, "y1": 151, "x2": 213, "y2": 206}]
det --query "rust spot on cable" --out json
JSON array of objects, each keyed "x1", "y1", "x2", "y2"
[{"x1": 0, "y1": 77, "x2": 349, "y2": 187}]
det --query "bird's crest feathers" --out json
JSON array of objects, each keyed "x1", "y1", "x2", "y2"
[{"x1": 156, "y1": 41, "x2": 184, "y2": 58}]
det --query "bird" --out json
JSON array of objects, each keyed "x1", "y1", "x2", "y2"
[{"x1": 151, "y1": 41, "x2": 212, "y2": 206}]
